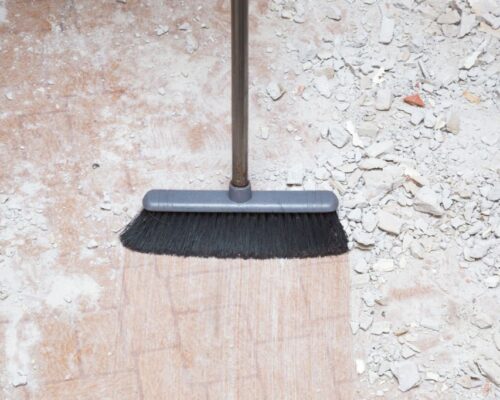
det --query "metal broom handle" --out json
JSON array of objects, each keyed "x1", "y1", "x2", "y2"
[{"x1": 231, "y1": 0, "x2": 249, "y2": 188}]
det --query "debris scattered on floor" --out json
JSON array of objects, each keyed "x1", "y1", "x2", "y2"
[{"x1": 267, "y1": 82, "x2": 285, "y2": 101}]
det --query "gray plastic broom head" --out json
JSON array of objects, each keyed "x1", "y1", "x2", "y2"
[{"x1": 143, "y1": 185, "x2": 339, "y2": 213}]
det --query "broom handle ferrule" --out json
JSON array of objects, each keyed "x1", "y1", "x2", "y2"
[{"x1": 231, "y1": 0, "x2": 249, "y2": 188}]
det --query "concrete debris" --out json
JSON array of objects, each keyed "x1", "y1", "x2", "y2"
[
  {"x1": 403, "y1": 168, "x2": 428, "y2": 187},
  {"x1": 485, "y1": 276, "x2": 499, "y2": 289},
  {"x1": 471, "y1": 312, "x2": 493, "y2": 329},
  {"x1": 362, "y1": 212, "x2": 378, "y2": 233},
  {"x1": 185, "y1": 34, "x2": 199, "y2": 53},
  {"x1": 410, "y1": 109, "x2": 424, "y2": 125},
  {"x1": 353, "y1": 231, "x2": 375, "y2": 248},
  {"x1": 86, "y1": 240, "x2": 98, "y2": 249},
  {"x1": 486, "y1": 183, "x2": 500, "y2": 202},
  {"x1": 391, "y1": 361, "x2": 420, "y2": 392},
  {"x1": 379, "y1": 17, "x2": 395, "y2": 45},
  {"x1": 345, "y1": 121, "x2": 364, "y2": 148},
  {"x1": 354, "y1": 259, "x2": 370, "y2": 274},
  {"x1": 464, "y1": 242, "x2": 490, "y2": 260},
  {"x1": 457, "y1": 375, "x2": 482, "y2": 389},
  {"x1": 314, "y1": 75, "x2": 332, "y2": 98},
  {"x1": 372, "y1": 259, "x2": 395, "y2": 272},
  {"x1": 356, "y1": 359, "x2": 366, "y2": 375},
  {"x1": 410, "y1": 241, "x2": 425, "y2": 259},
  {"x1": 357, "y1": 122, "x2": 379, "y2": 138},
  {"x1": 378, "y1": 210, "x2": 404, "y2": 235},
  {"x1": 458, "y1": 14, "x2": 477, "y2": 38},
  {"x1": 494, "y1": 330, "x2": 500, "y2": 351},
  {"x1": 178, "y1": 22, "x2": 191, "y2": 31},
  {"x1": 155, "y1": 25, "x2": 169, "y2": 36},
  {"x1": 326, "y1": 125, "x2": 350, "y2": 148},
  {"x1": 11, "y1": 373, "x2": 28, "y2": 388},
  {"x1": 475, "y1": 357, "x2": 500, "y2": 386},
  {"x1": 414, "y1": 187, "x2": 444, "y2": 217},
  {"x1": 359, "y1": 158, "x2": 387, "y2": 170},
  {"x1": 287, "y1": 164, "x2": 304, "y2": 186},
  {"x1": 266, "y1": 82, "x2": 285, "y2": 101},
  {"x1": 371, "y1": 321, "x2": 391, "y2": 335},
  {"x1": 326, "y1": 5, "x2": 342, "y2": 21},
  {"x1": 375, "y1": 89, "x2": 393, "y2": 111},
  {"x1": 437, "y1": 10, "x2": 461, "y2": 25},
  {"x1": 366, "y1": 141, "x2": 394, "y2": 158},
  {"x1": 445, "y1": 111, "x2": 461, "y2": 134}
]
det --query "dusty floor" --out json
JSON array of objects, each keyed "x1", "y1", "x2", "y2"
[{"x1": 0, "y1": 0, "x2": 499, "y2": 399}]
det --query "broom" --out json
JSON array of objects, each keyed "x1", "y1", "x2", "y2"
[{"x1": 120, "y1": 0, "x2": 348, "y2": 259}]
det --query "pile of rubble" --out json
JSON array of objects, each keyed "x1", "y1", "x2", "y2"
[{"x1": 259, "y1": 0, "x2": 499, "y2": 397}]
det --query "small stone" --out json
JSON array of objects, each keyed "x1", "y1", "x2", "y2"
[
  {"x1": 362, "y1": 212, "x2": 377, "y2": 232},
  {"x1": 391, "y1": 361, "x2": 420, "y2": 392},
  {"x1": 445, "y1": 111, "x2": 460, "y2": 133},
  {"x1": 372, "y1": 259, "x2": 395, "y2": 272},
  {"x1": 100, "y1": 203, "x2": 112, "y2": 211},
  {"x1": 420, "y1": 318, "x2": 440, "y2": 331},
  {"x1": 437, "y1": 10, "x2": 461, "y2": 25},
  {"x1": 485, "y1": 276, "x2": 499, "y2": 289},
  {"x1": 457, "y1": 375, "x2": 482, "y2": 389},
  {"x1": 87, "y1": 240, "x2": 98, "y2": 249},
  {"x1": 414, "y1": 187, "x2": 444, "y2": 217},
  {"x1": 315, "y1": 167, "x2": 330, "y2": 181},
  {"x1": 486, "y1": 183, "x2": 500, "y2": 202},
  {"x1": 353, "y1": 231, "x2": 375, "y2": 248},
  {"x1": 358, "y1": 122, "x2": 379, "y2": 137},
  {"x1": 404, "y1": 168, "x2": 428, "y2": 187},
  {"x1": 482, "y1": 13, "x2": 500, "y2": 29},
  {"x1": 178, "y1": 22, "x2": 191, "y2": 31},
  {"x1": 185, "y1": 34, "x2": 199, "y2": 53},
  {"x1": 266, "y1": 82, "x2": 285, "y2": 101},
  {"x1": 410, "y1": 241, "x2": 425, "y2": 259},
  {"x1": 287, "y1": 165, "x2": 304, "y2": 186},
  {"x1": 314, "y1": 76, "x2": 332, "y2": 98},
  {"x1": 359, "y1": 158, "x2": 387, "y2": 170},
  {"x1": 375, "y1": 89, "x2": 393, "y2": 111},
  {"x1": 401, "y1": 345, "x2": 416, "y2": 359},
  {"x1": 471, "y1": 312, "x2": 493, "y2": 329},
  {"x1": 326, "y1": 126, "x2": 350, "y2": 148},
  {"x1": 11, "y1": 373, "x2": 27, "y2": 388},
  {"x1": 378, "y1": 210, "x2": 404, "y2": 235},
  {"x1": 326, "y1": 5, "x2": 342, "y2": 21},
  {"x1": 359, "y1": 313, "x2": 374, "y2": 331},
  {"x1": 459, "y1": 14, "x2": 477, "y2": 37},
  {"x1": 356, "y1": 359, "x2": 366, "y2": 375},
  {"x1": 463, "y1": 90, "x2": 480, "y2": 103},
  {"x1": 366, "y1": 140, "x2": 394, "y2": 158},
  {"x1": 475, "y1": 357, "x2": 500, "y2": 386},
  {"x1": 371, "y1": 321, "x2": 391, "y2": 335},
  {"x1": 464, "y1": 243, "x2": 490, "y2": 260},
  {"x1": 379, "y1": 17, "x2": 395, "y2": 44},
  {"x1": 5, "y1": 92, "x2": 14, "y2": 100},
  {"x1": 493, "y1": 330, "x2": 500, "y2": 351},
  {"x1": 423, "y1": 111, "x2": 436, "y2": 128},
  {"x1": 354, "y1": 259, "x2": 370, "y2": 274},
  {"x1": 404, "y1": 94, "x2": 425, "y2": 107},
  {"x1": 410, "y1": 109, "x2": 424, "y2": 125},
  {"x1": 0, "y1": 288, "x2": 9, "y2": 300},
  {"x1": 155, "y1": 25, "x2": 169, "y2": 36},
  {"x1": 425, "y1": 372, "x2": 440, "y2": 382}
]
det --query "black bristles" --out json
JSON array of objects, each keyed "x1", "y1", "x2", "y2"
[{"x1": 120, "y1": 210, "x2": 348, "y2": 259}]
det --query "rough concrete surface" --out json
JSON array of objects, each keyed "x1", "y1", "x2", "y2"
[{"x1": 0, "y1": 0, "x2": 499, "y2": 399}]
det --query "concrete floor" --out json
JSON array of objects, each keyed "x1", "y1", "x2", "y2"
[{"x1": 0, "y1": 1, "x2": 352, "y2": 399}]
